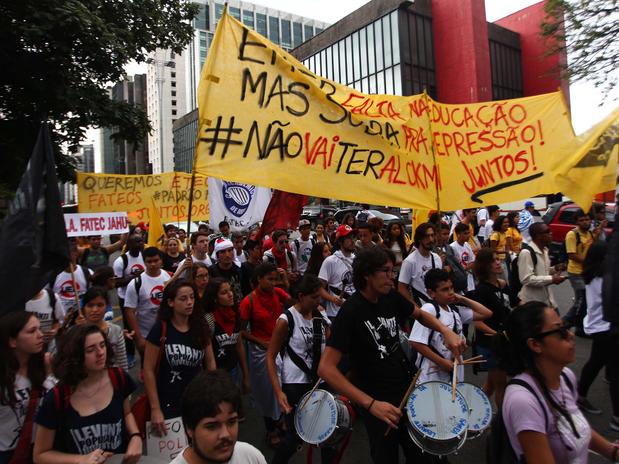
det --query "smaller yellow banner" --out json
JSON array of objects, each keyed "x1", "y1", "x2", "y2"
[{"x1": 76, "y1": 172, "x2": 210, "y2": 223}]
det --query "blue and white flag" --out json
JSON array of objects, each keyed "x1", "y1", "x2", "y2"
[{"x1": 208, "y1": 178, "x2": 271, "y2": 231}]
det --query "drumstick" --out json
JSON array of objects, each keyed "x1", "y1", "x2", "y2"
[
  {"x1": 462, "y1": 359, "x2": 486, "y2": 365},
  {"x1": 451, "y1": 358, "x2": 458, "y2": 402},
  {"x1": 298, "y1": 378, "x2": 322, "y2": 411},
  {"x1": 384, "y1": 369, "x2": 422, "y2": 437},
  {"x1": 464, "y1": 354, "x2": 484, "y2": 362}
]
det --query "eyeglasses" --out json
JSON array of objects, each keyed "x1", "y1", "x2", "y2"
[{"x1": 535, "y1": 326, "x2": 571, "y2": 340}]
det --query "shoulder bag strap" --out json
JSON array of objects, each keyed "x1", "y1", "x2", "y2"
[
  {"x1": 9, "y1": 389, "x2": 41, "y2": 464},
  {"x1": 509, "y1": 378, "x2": 549, "y2": 430}
]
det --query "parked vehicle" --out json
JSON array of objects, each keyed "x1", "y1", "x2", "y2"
[
  {"x1": 334, "y1": 207, "x2": 403, "y2": 227},
  {"x1": 542, "y1": 201, "x2": 614, "y2": 263},
  {"x1": 300, "y1": 204, "x2": 337, "y2": 228}
]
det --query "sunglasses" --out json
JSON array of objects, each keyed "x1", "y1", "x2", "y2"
[{"x1": 535, "y1": 326, "x2": 571, "y2": 340}]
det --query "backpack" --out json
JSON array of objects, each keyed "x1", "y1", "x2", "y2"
[
  {"x1": 293, "y1": 237, "x2": 316, "y2": 256},
  {"x1": 560, "y1": 228, "x2": 594, "y2": 263},
  {"x1": 281, "y1": 308, "x2": 327, "y2": 383},
  {"x1": 486, "y1": 372, "x2": 575, "y2": 463},
  {"x1": 417, "y1": 301, "x2": 461, "y2": 364},
  {"x1": 443, "y1": 246, "x2": 468, "y2": 294},
  {"x1": 265, "y1": 249, "x2": 295, "y2": 270},
  {"x1": 80, "y1": 247, "x2": 109, "y2": 269},
  {"x1": 509, "y1": 243, "x2": 537, "y2": 300}
]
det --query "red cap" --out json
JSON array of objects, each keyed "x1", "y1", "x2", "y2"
[{"x1": 335, "y1": 224, "x2": 354, "y2": 239}]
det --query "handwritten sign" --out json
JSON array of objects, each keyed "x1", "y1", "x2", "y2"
[
  {"x1": 76, "y1": 172, "x2": 209, "y2": 223},
  {"x1": 145, "y1": 417, "x2": 187, "y2": 461},
  {"x1": 64, "y1": 212, "x2": 130, "y2": 237},
  {"x1": 194, "y1": 10, "x2": 618, "y2": 210}
]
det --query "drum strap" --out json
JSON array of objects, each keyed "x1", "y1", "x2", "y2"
[{"x1": 417, "y1": 302, "x2": 460, "y2": 367}]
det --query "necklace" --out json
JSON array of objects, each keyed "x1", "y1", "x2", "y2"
[{"x1": 75, "y1": 375, "x2": 106, "y2": 399}]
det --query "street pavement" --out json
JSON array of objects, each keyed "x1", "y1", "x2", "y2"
[{"x1": 234, "y1": 280, "x2": 618, "y2": 463}]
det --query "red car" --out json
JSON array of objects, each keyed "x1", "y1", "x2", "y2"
[{"x1": 542, "y1": 201, "x2": 614, "y2": 262}]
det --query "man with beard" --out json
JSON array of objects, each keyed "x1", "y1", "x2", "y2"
[
  {"x1": 318, "y1": 225, "x2": 356, "y2": 318},
  {"x1": 209, "y1": 238, "x2": 243, "y2": 305},
  {"x1": 318, "y1": 247, "x2": 465, "y2": 463},
  {"x1": 171, "y1": 370, "x2": 266, "y2": 464}
]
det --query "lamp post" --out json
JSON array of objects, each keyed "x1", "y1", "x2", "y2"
[{"x1": 146, "y1": 53, "x2": 175, "y2": 172}]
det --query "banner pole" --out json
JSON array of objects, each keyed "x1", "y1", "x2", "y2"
[{"x1": 423, "y1": 91, "x2": 441, "y2": 216}]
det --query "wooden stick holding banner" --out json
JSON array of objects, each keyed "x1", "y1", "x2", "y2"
[{"x1": 423, "y1": 90, "x2": 441, "y2": 217}]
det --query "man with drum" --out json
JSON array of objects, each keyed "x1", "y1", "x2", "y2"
[{"x1": 318, "y1": 247, "x2": 466, "y2": 463}]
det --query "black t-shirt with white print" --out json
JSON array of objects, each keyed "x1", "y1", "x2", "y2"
[
  {"x1": 146, "y1": 320, "x2": 204, "y2": 417},
  {"x1": 327, "y1": 289, "x2": 413, "y2": 404},
  {"x1": 35, "y1": 369, "x2": 136, "y2": 455}
]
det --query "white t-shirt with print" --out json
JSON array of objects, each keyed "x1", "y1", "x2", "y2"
[
  {"x1": 278, "y1": 306, "x2": 330, "y2": 384},
  {"x1": 409, "y1": 302, "x2": 473, "y2": 384},
  {"x1": 124, "y1": 271, "x2": 171, "y2": 336},
  {"x1": 112, "y1": 253, "x2": 145, "y2": 299},
  {"x1": 52, "y1": 266, "x2": 92, "y2": 314},
  {"x1": 398, "y1": 250, "x2": 441, "y2": 303},
  {"x1": 318, "y1": 251, "x2": 355, "y2": 318},
  {"x1": 26, "y1": 290, "x2": 65, "y2": 331},
  {"x1": 293, "y1": 237, "x2": 315, "y2": 275},
  {"x1": 170, "y1": 442, "x2": 267, "y2": 464},
  {"x1": 449, "y1": 241, "x2": 476, "y2": 291}
]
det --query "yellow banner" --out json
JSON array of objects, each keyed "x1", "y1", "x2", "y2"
[
  {"x1": 194, "y1": 10, "x2": 618, "y2": 210},
  {"x1": 76, "y1": 172, "x2": 209, "y2": 223}
]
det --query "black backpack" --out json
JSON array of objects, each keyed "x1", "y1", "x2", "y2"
[
  {"x1": 486, "y1": 372, "x2": 575, "y2": 463},
  {"x1": 509, "y1": 243, "x2": 537, "y2": 300},
  {"x1": 443, "y1": 246, "x2": 468, "y2": 294}
]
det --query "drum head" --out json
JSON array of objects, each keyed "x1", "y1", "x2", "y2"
[
  {"x1": 294, "y1": 389, "x2": 339, "y2": 445},
  {"x1": 406, "y1": 381, "x2": 469, "y2": 455},
  {"x1": 457, "y1": 382, "x2": 492, "y2": 437}
]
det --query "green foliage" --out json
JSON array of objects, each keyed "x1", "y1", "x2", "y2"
[
  {"x1": 0, "y1": 0, "x2": 199, "y2": 192},
  {"x1": 542, "y1": 0, "x2": 619, "y2": 99}
]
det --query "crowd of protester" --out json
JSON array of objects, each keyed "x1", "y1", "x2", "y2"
[{"x1": 1, "y1": 203, "x2": 618, "y2": 464}]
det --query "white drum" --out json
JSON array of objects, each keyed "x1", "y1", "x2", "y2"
[
  {"x1": 457, "y1": 382, "x2": 492, "y2": 439},
  {"x1": 406, "y1": 381, "x2": 469, "y2": 456},
  {"x1": 294, "y1": 389, "x2": 353, "y2": 446}
]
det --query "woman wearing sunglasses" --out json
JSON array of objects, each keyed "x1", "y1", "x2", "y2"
[{"x1": 495, "y1": 301, "x2": 618, "y2": 463}]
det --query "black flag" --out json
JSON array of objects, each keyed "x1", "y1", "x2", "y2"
[{"x1": 0, "y1": 124, "x2": 70, "y2": 316}]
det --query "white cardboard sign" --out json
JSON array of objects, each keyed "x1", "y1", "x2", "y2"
[
  {"x1": 64, "y1": 212, "x2": 129, "y2": 237},
  {"x1": 145, "y1": 417, "x2": 187, "y2": 461}
]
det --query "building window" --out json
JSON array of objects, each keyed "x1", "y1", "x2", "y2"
[
  {"x1": 256, "y1": 13, "x2": 267, "y2": 36},
  {"x1": 215, "y1": 3, "x2": 224, "y2": 22},
  {"x1": 489, "y1": 40, "x2": 523, "y2": 100},
  {"x1": 172, "y1": 110, "x2": 177, "y2": 115},
  {"x1": 242, "y1": 10, "x2": 254, "y2": 27},
  {"x1": 171, "y1": 71, "x2": 176, "y2": 78},
  {"x1": 195, "y1": 4, "x2": 209, "y2": 30},
  {"x1": 293, "y1": 22, "x2": 303, "y2": 47},
  {"x1": 172, "y1": 90, "x2": 176, "y2": 96},
  {"x1": 172, "y1": 100, "x2": 177, "y2": 106},
  {"x1": 268, "y1": 16, "x2": 280, "y2": 44},
  {"x1": 304, "y1": 24, "x2": 314, "y2": 40},
  {"x1": 281, "y1": 20, "x2": 291, "y2": 49},
  {"x1": 171, "y1": 81, "x2": 176, "y2": 88},
  {"x1": 229, "y1": 6, "x2": 240, "y2": 20}
]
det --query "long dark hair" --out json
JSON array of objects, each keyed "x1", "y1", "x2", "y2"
[
  {"x1": 383, "y1": 221, "x2": 408, "y2": 258},
  {"x1": 0, "y1": 312, "x2": 45, "y2": 405},
  {"x1": 54, "y1": 323, "x2": 114, "y2": 387},
  {"x1": 582, "y1": 240, "x2": 606, "y2": 285},
  {"x1": 473, "y1": 248, "x2": 497, "y2": 283},
  {"x1": 159, "y1": 279, "x2": 210, "y2": 347},
  {"x1": 204, "y1": 277, "x2": 237, "y2": 313},
  {"x1": 306, "y1": 242, "x2": 329, "y2": 277},
  {"x1": 493, "y1": 301, "x2": 580, "y2": 439}
]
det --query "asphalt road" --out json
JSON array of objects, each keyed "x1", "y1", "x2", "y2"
[{"x1": 234, "y1": 280, "x2": 617, "y2": 464}]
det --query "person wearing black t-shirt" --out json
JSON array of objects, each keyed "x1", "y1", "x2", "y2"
[
  {"x1": 162, "y1": 237, "x2": 186, "y2": 274},
  {"x1": 209, "y1": 238, "x2": 243, "y2": 305},
  {"x1": 469, "y1": 248, "x2": 511, "y2": 406},
  {"x1": 318, "y1": 247, "x2": 466, "y2": 463},
  {"x1": 241, "y1": 239, "x2": 264, "y2": 297}
]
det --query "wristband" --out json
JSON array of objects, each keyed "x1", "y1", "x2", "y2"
[
  {"x1": 128, "y1": 432, "x2": 142, "y2": 441},
  {"x1": 367, "y1": 399, "x2": 376, "y2": 411}
]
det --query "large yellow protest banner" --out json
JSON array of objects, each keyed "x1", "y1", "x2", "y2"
[
  {"x1": 194, "y1": 10, "x2": 617, "y2": 210},
  {"x1": 77, "y1": 172, "x2": 209, "y2": 223}
]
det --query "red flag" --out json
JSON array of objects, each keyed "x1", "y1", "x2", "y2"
[{"x1": 259, "y1": 190, "x2": 307, "y2": 238}]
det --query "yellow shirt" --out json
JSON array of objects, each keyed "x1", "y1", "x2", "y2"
[
  {"x1": 506, "y1": 227, "x2": 522, "y2": 253},
  {"x1": 565, "y1": 228, "x2": 593, "y2": 275},
  {"x1": 490, "y1": 231, "x2": 507, "y2": 260}
]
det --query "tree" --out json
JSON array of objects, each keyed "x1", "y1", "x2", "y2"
[
  {"x1": 0, "y1": 0, "x2": 199, "y2": 197},
  {"x1": 542, "y1": 0, "x2": 619, "y2": 99}
]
